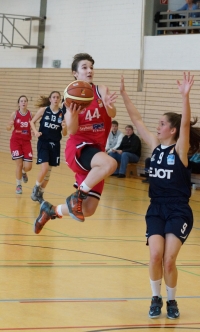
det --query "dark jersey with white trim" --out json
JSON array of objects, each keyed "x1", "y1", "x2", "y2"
[
  {"x1": 38, "y1": 106, "x2": 64, "y2": 142},
  {"x1": 149, "y1": 144, "x2": 191, "y2": 199}
]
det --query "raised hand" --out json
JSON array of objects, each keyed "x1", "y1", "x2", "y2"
[
  {"x1": 177, "y1": 72, "x2": 194, "y2": 96},
  {"x1": 120, "y1": 75, "x2": 125, "y2": 94},
  {"x1": 104, "y1": 87, "x2": 118, "y2": 109}
]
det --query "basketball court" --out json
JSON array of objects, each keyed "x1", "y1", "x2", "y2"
[{"x1": 0, "y1": 151, "x2": 199, "y2": 331}]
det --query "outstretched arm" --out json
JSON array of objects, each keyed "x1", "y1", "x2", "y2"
[
  {"x1": 176, "y1": 72, "x2": 194, "y2": 166},
  {"x1": 120, "y1": 76, "x2": 158, "y2": 151}
]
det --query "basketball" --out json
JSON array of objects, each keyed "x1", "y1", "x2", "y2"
[{"x1": 63, "y1": 80, "x2": 94, "y2": 109}]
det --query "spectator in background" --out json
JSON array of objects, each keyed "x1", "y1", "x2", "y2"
[
  {"x1": 109, "y1": 125, "x2": 141, "y2": 178},
  {"x1": 168, "y1": 0, "x2": 199, "y2": 17},
  {"x1": 106, "y1": 120, "x2": 124, "y2": 153}
]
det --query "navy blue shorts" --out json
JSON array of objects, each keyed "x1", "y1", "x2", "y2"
[
  {"x1": 37, "y1": 140, "x2": 60, "y2": 166},
  {"x1": 145, "y1": 198, "x2": 193, "y2": 244}
]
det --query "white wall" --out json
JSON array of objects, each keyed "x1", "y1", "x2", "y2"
[
  {"x1": 144, "y1": 0, "x2": 200, "y2": 70},
  {"x1": 0, "y1": 0, "x2": 40, "y2": 67},
  {"x1": 0, "y1": 0, "x2": 200, "y2": 71},
  {"x1": 144, "y1": 34, "x2": 200, "y2": 70},
  {"x1": 44, "y1": 0, "x2": 142, "y2": 69},
  {"x1": 0, "y1": 0, "x2": 143, "y2": 69}
]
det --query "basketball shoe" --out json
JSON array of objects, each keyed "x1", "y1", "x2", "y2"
[
  {"x1": 34, "y1": 201, "x2": 62, "y2": 234},
  {"x1": 16, "y1": 185, "x2": 22, "y2": 194},
  {"x1": 22, "y1": 172, "x2": 28, "y2": 183},
  {"x1": 31, "y1": 185, "x2": 44, "y2": 203},
  {"x1": 166, "y1": 300, "x2": 180, "y2": 319},
  {"x1": 149, "y1": 296, "x2": 163, "y2": 318},
  {"x1": 66, "y1": 188, "x2": 87, "y2": 222}
]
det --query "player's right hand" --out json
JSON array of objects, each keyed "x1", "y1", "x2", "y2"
[{"x1": 34, "y1": 131, "x2": 42, "y2": 138}]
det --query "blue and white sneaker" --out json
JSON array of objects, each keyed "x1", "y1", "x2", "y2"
[
  {"x1": 149, "y1": 296, "x2": 163, "y2": 318},
  {"x1": 167, "y1": 300, "x2": 180, "y2": 319}
]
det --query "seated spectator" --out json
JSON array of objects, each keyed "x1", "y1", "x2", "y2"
[
  {"x1": 109, "y1": 125, "x2": 141, "y2": 178},
  {"x1": 189, "y1": 150, "x2": 200, "y2": 173},
  {"x1": 106, "y1": 120, "x2": 124, "y2": 153},
  {"x1": 142, "y1": 157, "x2": 151, "y2": 183},
  {"x1": 169, "y1": 0, "x2": 199, "y2": 17}
]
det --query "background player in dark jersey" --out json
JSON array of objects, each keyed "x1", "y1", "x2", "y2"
[
  {"x1": 6, "y1": 95, "x2": 33, "y2": 194},
  {"x1": 33, "y1": 53, "x2": 117, "y2": 232},
  {"x1": 30, "y1": 91, "x2": 67, "y2": 202},
  {"x1": 120, "y1": 72, "x2": 200, "y2": 319}
]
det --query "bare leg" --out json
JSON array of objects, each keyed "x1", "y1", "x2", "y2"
[
  {"x1": 163, "y1": 233, "x2": 182, "y2": 287},
  {"x1": 23, "y1": 161, "x2": 32, "y2": 173},
  {"x1": 15, "y1": 159, "x2": 23, "y2": 180}
]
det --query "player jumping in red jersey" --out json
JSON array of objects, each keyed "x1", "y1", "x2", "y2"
[
  {"x1": 6, "y1": 95, "x2": 33, "y2": 194},
  {"x1": 34, "y1": 53, "x2": 118, "y2": 234}
]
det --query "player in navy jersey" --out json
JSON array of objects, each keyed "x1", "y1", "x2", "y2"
[
  {"x1": 6, "y1": 95, "x2": 33, "y2": 194},
  {"x1": 33, "y1": 53, "x2": 117, "y2": 233},
  {"x1": 30, "y1": 91, "x2": 67, "y2": 202},
  {"x1": 120, "y1": 72, "x2": 200, "y2": 319}
]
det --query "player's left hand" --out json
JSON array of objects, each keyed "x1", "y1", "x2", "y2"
[
  {"x1": 61, "y1": 120, "x2": 66, "y2": 128},
  {"x1": 104, "y1": 87, "x2": 118, "y2": 109},
  {"x1": 177, "y1": 72, "x2": 194, "y2": 96}
]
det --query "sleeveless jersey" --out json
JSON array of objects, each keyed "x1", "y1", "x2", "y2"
[
  {"x1": 11, "y1": 110, "x2": 32, "y2": 141},
  {"x1": 38, "y1": 106, "x2": 64, "y2": 142},
  {"x1": 149, "y1": 144, "x2": 191, "y2": 200},
  {"x1": 68, "y1": 84, "x2": 111, "y2": 150}
]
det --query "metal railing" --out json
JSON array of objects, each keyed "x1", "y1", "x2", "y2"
[
  {"x1": 155, "y1": 9, "x2": 200, "y2": 35},
  {"x1": 0, "y1": 13, "x2": 46, "y2": 49}
]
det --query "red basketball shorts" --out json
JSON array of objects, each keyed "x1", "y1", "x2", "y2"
[
  {"x1": 10, "y1": 138, "x2": 33, "y2": 162},
  {"x1": 65, "y1": 141, "x2": 104, "y2": 199}
]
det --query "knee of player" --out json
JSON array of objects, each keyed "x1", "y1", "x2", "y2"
[
  {"x1": 107, "y1": 157, "x2": 118, "y2": 173},
  {"x1": 163, "y1": 256, "x2": 176, "y2": 274},
  {"x1": 150, "y1": 251, "x2": 163, "y2": 265},
  {"x1": 25, "y1": 163, "x2": 32, "y2": 172},
  {"x1": 83, "y1": 205, "x2": 97, "y2": 217}
]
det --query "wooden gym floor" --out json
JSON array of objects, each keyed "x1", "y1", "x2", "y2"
[{"x1": 0, "y1": 151, "x2": 200, "y2": 332}]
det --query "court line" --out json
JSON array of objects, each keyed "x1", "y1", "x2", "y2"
[
  {"x1": 0, "y1": 295, "x2": 200, "y2": 303},
  {"x1": 0, "y1": 322, "x2": 200, "y2": 331},
  {"x1": 0, "y1": 241, "x2": 148, "y2": 266}
]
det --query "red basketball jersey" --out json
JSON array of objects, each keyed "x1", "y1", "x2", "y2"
[
  {"x1": 11, "y1": 110, "x2": 32, "y2": 141},
  {"x1": 68, "y1": 84, "x2": 111, "y2": 150}
]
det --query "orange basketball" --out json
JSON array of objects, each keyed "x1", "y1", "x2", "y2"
[{"x1": 63, "y1": 80, "x2": 94, "y2": 109}]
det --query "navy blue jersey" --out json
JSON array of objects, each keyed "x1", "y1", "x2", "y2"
[
  {"x1": 61, "y1": 99, "x2": 67, "y2": 115},
  {"x1": 38, "y1": 106, "x2": 64, "y2": 142},
  {"x1": 149, "y1": 144, "x2": 191, "y2": 200}
]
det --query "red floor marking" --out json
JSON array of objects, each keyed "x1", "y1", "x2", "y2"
[
  {"x1": 20, "y1": 300, "x2": 127, "y2": 303},
  {"x1": 27, "y1": 263, "x2": 54, "y2": 265},
  {"x1": 0, "y1": 322, "x2": 200, "y2": 330},
  {"x1": 81, "y1": 263, "x2": 107, "y2": 265}
]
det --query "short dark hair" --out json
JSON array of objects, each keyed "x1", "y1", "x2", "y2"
[
  {"x1": 125, "y1": 125, "x2": 133, "y2": 130},
  {"x1": 71, "y1": 53, "x2": 95, "y2": 72},
  {"x1": 112, "y1": 120, "x2": 118, "y2": 126}
]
